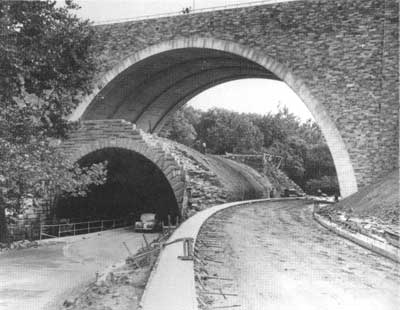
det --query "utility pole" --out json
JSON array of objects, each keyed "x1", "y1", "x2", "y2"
[{"x1": 192, "y1": 0, "x2": 195, "y2": 10}]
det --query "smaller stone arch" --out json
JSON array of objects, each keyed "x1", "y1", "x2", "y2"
[{"x1": 63, "y1": 120, "x2": 187, "y2": 215}]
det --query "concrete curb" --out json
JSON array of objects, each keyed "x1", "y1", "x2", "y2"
[
  {"x1": 313, "y1": 212, "x2": 400, "y2": 264},
  {"x1": 140, "y1": 197, "x2": 306, "y2": 310}
]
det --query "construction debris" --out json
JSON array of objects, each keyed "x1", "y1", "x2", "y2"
[
  {"x1": 0, "y1": 239, "x2": 40, "y2": 252},
  {"x1": 194, "y1": 211, "x2": 241, "y2": 310},
  {"x1": 62, "y1": 231, "x2": 174, "y2": 310}
]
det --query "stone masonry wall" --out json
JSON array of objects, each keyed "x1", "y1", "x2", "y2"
[
  {"x1": 61, "y1": 119, "x2": 187, "y2": 214},
  {"x1": 90, "y1": 0, "x2": 399, "y2": 189}
]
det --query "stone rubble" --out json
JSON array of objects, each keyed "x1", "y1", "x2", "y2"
[
  {"x1": 0, "y1": 239, "x2": 40, "y2": 252},
  {"x1": 316, "y1": 204, "x2": 400, "y2": 247}
]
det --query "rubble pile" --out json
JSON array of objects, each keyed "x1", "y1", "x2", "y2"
[
  {"x1": 317, "y1": 204, "x2": 399, "y2": 247},
  {"x1": 62, "y1": 232, "x2": 172, "y2": 310},
  {"x1": 62, "y1": 263, "x2": 150, "y2": 310},
  {"x1": 176, "y1": 151, "x2": 229, "y2": 216},
  {"x1": 194, "y1": 208, "x2": 241, "y2": 309},
  {"x1": 149, "y1": 137, "x2": 231, "y2": 215},
  {"x1": 315, "y1": 170, "x2": 399, "y2": 247},
  {"x1": 0, "y1": 239, "x2": 39, "y2": 252}
]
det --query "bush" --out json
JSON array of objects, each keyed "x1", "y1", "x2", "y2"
[{"x1": 305, "y1": 176, "x2": 339, "y2": 196}]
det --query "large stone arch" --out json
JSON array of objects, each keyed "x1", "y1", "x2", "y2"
[{"x1": 70, "y1": 38, "x2": 358, "y2": 197}]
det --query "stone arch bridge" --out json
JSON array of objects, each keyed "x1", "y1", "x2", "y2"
[
  {"x1": 59, "y1": 120, "x2": 186, "y2": 222},
  {"x1": 63, "y1": 0, "x2": 398, "y2": 217}
]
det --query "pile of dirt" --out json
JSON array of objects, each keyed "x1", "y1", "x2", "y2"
[
  {"x1": 62, "y1": 262, "x2": 152, "y2": 310},
  {"x1": 207, "y1": 155, "x2": 271, "y2": 200},
  {"x1": 0, "y1": 239, "x2": 40, "y2": 252},
  {"x1": 316, "y1": 170, "x2": 399, "y2": 243},
  {"x1": 61, "y1": 233, "x2": 167, "y2": 310},
  {"x1": 335, "y1": 171, "x2": 399, "y2": 225}
]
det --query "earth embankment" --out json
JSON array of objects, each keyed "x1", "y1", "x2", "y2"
[
  {"x1": 334, "y1": 170, "x2": 399, "y2": 224},
  {"x1": 152, "y1": 137, "x2": 275, "y2": 213}
]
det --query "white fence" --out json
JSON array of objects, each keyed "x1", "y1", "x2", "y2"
[{"x1": 39, "y1": 218, "x2": 130, "y2": 240}]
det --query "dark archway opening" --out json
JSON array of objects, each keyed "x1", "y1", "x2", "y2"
[{"x1": 56, "y1": 147, "x2": 180, "y2": 224}]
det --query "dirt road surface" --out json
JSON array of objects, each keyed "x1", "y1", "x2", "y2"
[
  {"x1": 196, "y1": 200, "x2": 399, "y2": 310},
  {"x1": 0, "y1": 228, "x2": 157, "y2": 310}
]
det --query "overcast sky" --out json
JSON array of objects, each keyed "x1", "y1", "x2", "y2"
[
  {"x1": 73, "y1": 0, "x2": 296, "y2": 22},
  {"x1": 71, "y1": 0, "x2": 313, "y2": 121}
]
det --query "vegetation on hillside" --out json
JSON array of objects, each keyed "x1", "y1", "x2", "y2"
[
  {"x1": 160, "y1": 106, "x2": 339, "y2": 195},
  {"x1": 0, "y1": 1, "x2": 107, "y2": 242}
]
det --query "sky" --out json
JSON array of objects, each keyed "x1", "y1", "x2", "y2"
[
  {"x1": 72, "y1": 0, "x2": 295, "y2": 22},
  {"x1": 70, "y1": 0, "x2": 313, "y2": 122}
]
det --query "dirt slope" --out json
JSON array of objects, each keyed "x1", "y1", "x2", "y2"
[
  {"x1": 207, "y1": 155, "x2": 271, "y2": 200},
  {"x1": 168, "y1": 143, "x2": 272, "y2": 202},
  {"x1": 336, "y1": 170, "x2": 399, "y2": 224},
  {"x1": 149, "y1": 137, "x2": 272, "y2": 212}
]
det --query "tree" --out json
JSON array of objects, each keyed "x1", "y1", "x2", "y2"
[
  {"x1": 195, "y1": 108, "x2": 236, "y2": 154},
  {"x1": 0, "y1": 1, "x2": 106, "y2": 243},
  {"x1": 231, "y1": 115, "x2": 264, "y2": 154},
  {"x1": 194, "y1": 108, "x2": 263, "y2": 154},
  {"x1": 161, "y1": 104, "x2": 339, "y2": 195},
  {"x1": 305, "y1": 175, "x2": 339, "y2": 196},
  {"x1": 253, "y1": 114, "x2": 287, "y2": 148},
  {"x1": 159, "y1": 109, "x2": 197, "y2": 146},
  {"x1": 304, "y1": 144, "x2": 336, "y2": 180}
]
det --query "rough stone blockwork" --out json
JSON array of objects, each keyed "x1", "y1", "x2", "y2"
[
  {"x1": 141, "y1": 135, "x2": 229, "y2": 217},
  {"x1": 87, "y1": 0, "x2": 398, "y2": 189},
  {"x1": 61, "y1": 120, "x2": 187, "y2": 213}
]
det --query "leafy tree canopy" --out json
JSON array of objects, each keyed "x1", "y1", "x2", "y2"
[
  {"x1": 0, "y1": 1, "x2": 106, "y2": 242},
  {"x1": 160, "y1": 105, "x2": 339, "y2": 195}
]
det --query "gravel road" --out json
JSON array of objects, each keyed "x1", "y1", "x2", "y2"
[
  {"x1": 0, "y1": 228, "x2": 157, "y2": 310},
  {"x1": 195, "y1": 200, "x2": 399, "y2": 310}
]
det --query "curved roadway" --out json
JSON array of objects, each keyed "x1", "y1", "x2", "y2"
[
  {"x1": 197, "y1": 200, "x2": 399, "y2": 310},
  {"x1": 0, "y1": 228, "x2": 157, "y2": 310}
]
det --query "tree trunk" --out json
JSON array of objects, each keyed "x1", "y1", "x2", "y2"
[{"x1": 0, "y1": 194, "x2": 9, "y2": 244}]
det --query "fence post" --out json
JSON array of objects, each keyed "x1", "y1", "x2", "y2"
[
  {"x1": 113, "y1": 219, "x2": 115, "y2": 228},
  {"x1": 58, "y1": 225, "x2": 61, "y2": 238},
  {"x1": 88, "y1": 222, "x2": 90, "y2": 233},
  {"x1": 73, "y1": 223, "x2": 76, "y2": 236},
  {"x1": 101, "y1": 220, "x2": 104, "y2": 231},
  {"x1": 40, "y1": 224, "x2": 43, "y2": 240}
]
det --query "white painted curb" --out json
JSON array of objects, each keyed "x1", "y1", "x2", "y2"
[
  {"x1": 313, "y1": 213, "x2": 400, "y2": 264},
  {"x1": 140, "y1": 197, "x2": 305, "y2": 310}
]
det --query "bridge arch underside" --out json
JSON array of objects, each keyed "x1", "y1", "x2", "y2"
[
  {"x1": 78, "y1": 44, "x2": 358, "y2": 198},
  {"x1": 56, "y1": 147, "x2": 180, "y2": 224},
  {"x1": 81, "y1": 48, "x2": 278, "y2": 133}
]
